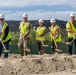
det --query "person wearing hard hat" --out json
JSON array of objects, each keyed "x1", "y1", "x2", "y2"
[
  {"x1": 49, "y1": 18, "x2": 62, "y2": 54},
  {"x1": 66, "y1": 12, "x2": 76, "y2": 55},
  {"x1": 0, "y1": 14, "x2": 11, "y2": 58},
  {"x1": 18, "y1": 13, "x2": 32, "y2": 56},
  {"x1": 34, "y1": 19, "x2": 47, "y2": 55}
]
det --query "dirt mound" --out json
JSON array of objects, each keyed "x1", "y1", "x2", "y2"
[{"x1": 0, "y1": 54, "x2": 76, "y2": 75}]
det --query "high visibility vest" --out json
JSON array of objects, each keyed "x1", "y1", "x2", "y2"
[
  {"x1": 50, "y1": 25, "x2": 62, "y2": 42},
  {"x1": 19, "y1": 21, "x2": 32, "y2": 37},
  {"x1": 1, "y1": 22, "x2": 11, "y2": 43},
  {"x1": 66, "y1": 20, "x2": 76, "y2": 38},
  {"x1": 36, "y1": 26, "x2": 46, "y2": 41}
]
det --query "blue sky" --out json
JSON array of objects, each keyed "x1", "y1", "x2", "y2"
[{"x1": 0, "y1": 0, "x2": 76, "y2": 21}]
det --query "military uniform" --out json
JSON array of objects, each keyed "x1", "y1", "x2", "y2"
[{"x1": 18, "y1": 21, "x2": 32, "y2": 56}]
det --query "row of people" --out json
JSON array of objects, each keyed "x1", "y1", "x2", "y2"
[
  {"x1": 18, "y1": 12, "x2": 76, "y2": 56},
  {"x1": 0, "y1": 12, "x2": 76, "y2": 58}
]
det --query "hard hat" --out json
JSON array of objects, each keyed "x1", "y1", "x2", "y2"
[
  {"x1": 22, "y1": 13, "x2": 28, "y2": 18},
  {"x1": 0, "y1": 14, "x2": 5, "y2": 19},
  {"x1": 70, "y1": 12, "x2": 75, "y2": 17},
  {"x1": 50, "y1": 18, "x2": 56, "y2": 23},
  {"x1": 38, "y1": 19, "x2": 44, "y2": 23}
]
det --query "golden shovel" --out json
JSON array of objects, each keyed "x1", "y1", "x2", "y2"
[
  {"x1": 66, "y1": 39, "x2": 74, "y2": 45},
  {"x1": 53, "y1": 39, "x2": 62, "y2": 53},
  {"x1": 1, "y1": 41, "x2": 9, "y2": 52}
]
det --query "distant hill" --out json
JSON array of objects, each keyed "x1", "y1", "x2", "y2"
[
  {"x1": 6, "y1": 19, "x2": 67, "y2": 37},
  {"x1": 6, "y1": 19, "x2": 67, "y2": 31}
]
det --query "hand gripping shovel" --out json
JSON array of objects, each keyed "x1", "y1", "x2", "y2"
[
  {"x1": 49, "y1": 27, "x2": 62, "y2": 53},
  {"x1": 1, "y1": 41, "x2": 9, "y2": 52},
  {"x1": 66, "y1": 39, "x2": 74, "y2": 45},
  {"x1": 53, "y1": 39, "x2": 62, "y2": 53}
]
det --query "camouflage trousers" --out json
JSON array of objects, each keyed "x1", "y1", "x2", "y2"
[{"x1": 18, "y1": 37, "x2": 30, "y2": 56}]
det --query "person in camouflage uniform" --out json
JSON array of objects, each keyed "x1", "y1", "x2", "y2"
[{"x1": 18, "y1": 13, "x2": 32, "y2": 56}]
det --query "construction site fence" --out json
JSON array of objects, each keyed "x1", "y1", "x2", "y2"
[{"x1": 9, "y1": 43, "x2": 75, "y2": 54}]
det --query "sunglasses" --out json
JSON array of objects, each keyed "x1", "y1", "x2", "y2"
[{"x1": 0, "y1": 19, "x2": 4, "y2": 20}]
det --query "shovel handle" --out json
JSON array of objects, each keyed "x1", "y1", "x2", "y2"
[
  {"x1": 71, "y1": 39, "x2": 75, "y2": 43},
  {"x1": 70, "y1": 35, "x2": 76, "y2": 43},
  {"x1": 52, "y1": 37, "x2": 58, "y2": 48},
  {"x1": 40, "y1": 38, "x2": 44, "y2": 45},
  {"x1": 1, "y1": 41, "x2": 6, "y2": 50},
  {"x1": 23, "y1": 39, "x2": 26, "y2": 56},
  {"x1": 53, "y1": 39, "x2": 58, "y2": 49}
]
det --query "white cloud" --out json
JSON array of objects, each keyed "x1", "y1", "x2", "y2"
[
  {"x1": 0, "y1": 0, "x2": 75, "y2": 21},
  {"x1": 3, "y1": 10, "x2": 76, "y2": 21},
  {"x1": 0, "y1": 0, "x2": 76, "y2": 8},
  {"x1": 0, "y1": 11, "x2": 12, "y2": 14}
]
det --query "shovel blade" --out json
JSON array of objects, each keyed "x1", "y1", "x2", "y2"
[
  {"x1": 55, "y1": 49, "x2": 62, "y2": 53},
  {"x1": 3, "y1": 50, "x2": 10, "y2": 52},
  {"x1": 26, "y1": 49, "x2": 31, "y2": 53},
  {"x1": 42, "y1": 45, "x2": 48, "y2": 47},
  {"x1": 66, "y1": 42, "x2": 72, "y2": 45}
]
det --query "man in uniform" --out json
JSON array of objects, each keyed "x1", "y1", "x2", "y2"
[{"x1": 18, "y1": 13, "x2": 32, "y2": 56}]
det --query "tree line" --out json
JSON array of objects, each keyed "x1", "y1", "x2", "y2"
[{"x1": 10, "y1": 29, "x2": 68, "y2": 45}]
